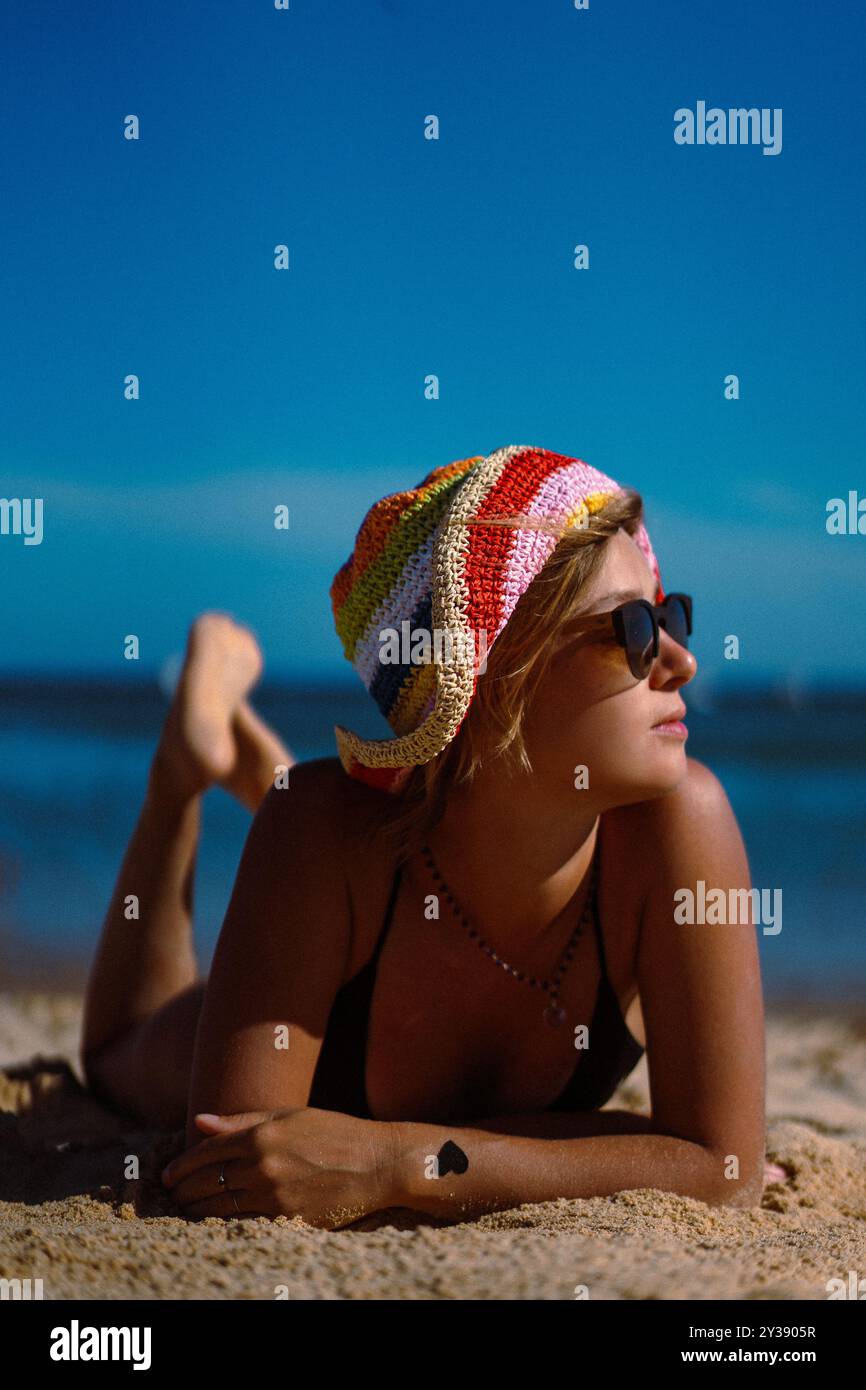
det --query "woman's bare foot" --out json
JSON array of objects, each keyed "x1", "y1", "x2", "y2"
[
  {"x1": 150, "y1": 614, "x2": 296, "y2": 813},
  {"x1": 220, "y1": 700, "x2": 295, "y2": 812},
  {"x1": 150, "y1": 614, "x2": 265, "y2": 807}
]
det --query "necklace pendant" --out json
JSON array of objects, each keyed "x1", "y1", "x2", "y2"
[{"x1": 543, "y1": 1003, "x2": 567, "y2": 1028}]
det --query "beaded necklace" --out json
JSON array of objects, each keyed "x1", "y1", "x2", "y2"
[{"x1": 420, "y1": 841, "x2": 600, "y2": 1028}]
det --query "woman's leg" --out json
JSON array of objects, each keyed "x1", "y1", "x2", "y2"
[{"x1": 81, "y1": 613, "x2": 294, "y2": 1129}]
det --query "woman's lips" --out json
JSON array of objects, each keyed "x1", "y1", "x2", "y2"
[{"x1": 650, "y1": 720, "x2": 688, "y2": 738}]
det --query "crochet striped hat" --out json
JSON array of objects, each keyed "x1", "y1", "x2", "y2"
[{"x1": 330, "y1": 444, "x2": 663, "y2": 793}]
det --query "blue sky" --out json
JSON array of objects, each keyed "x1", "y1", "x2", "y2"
[{"x1": 2, "y1": 0, "x2": 864, "y2": 689}]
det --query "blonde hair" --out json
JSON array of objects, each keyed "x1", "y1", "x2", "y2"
[{"x1": 374, "y1": 488, "x2": 648, "y2": 866}]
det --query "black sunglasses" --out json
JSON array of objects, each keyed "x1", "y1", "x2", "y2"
[{"x1": 564, "y1": 593, "x2": 693, "y2": 681}]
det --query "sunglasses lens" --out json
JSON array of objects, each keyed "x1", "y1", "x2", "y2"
[
  {"x1": 661, "y1": 597, "x2": 690, "y2": 647},
  {"x1": 622, "y1": 604, "x2": 656, "y2": 679}
]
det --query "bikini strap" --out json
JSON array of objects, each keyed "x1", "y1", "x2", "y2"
[
  {"x1": 367, "y1": 858, "x2": 404, "y2": 971},
  {"x1": 587, "y1": 846, "x2": 610, "y2": 980}
]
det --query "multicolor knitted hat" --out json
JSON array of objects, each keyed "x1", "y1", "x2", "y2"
[{"x1": 330, "y1": 444, "x2": 663, "y2": 793}]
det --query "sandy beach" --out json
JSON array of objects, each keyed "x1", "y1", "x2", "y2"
[{"x1": 1, "y1": 991, "x2": 864, "y2": 1301}]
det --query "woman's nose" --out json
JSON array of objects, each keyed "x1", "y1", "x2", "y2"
[{"x1": 653, "y1": 629, "x2": 697, "y2": 686}]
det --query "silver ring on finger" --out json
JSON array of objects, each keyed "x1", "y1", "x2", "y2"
[{"x1": 218, "y1": 1164, "x2": 226, "y2": 1187}]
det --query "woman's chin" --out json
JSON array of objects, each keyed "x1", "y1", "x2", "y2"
[
  {"x1": 614, "y1": 742, "x2": 689, "y2": 801},
  {"x1": 647, "y1": 740, "x2": 689, "y2": 791}
]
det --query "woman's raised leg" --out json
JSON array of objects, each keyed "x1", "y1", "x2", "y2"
[{"x1": 80, "y1": 613, "x2": 294, "y2": 1128}]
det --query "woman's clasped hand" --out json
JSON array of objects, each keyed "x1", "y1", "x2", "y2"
[{"x1": 161, "y1": 1107, "x2": 398, "y2": 1229}]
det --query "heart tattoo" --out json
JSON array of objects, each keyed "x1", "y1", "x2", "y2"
[{"x1": 436, "y1": 1140, "x2": 469, "y2": 1176}]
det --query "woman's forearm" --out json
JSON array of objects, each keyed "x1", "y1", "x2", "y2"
[{"x1": 386, "y1": 1110, "x2": 762, "y2": 1219}]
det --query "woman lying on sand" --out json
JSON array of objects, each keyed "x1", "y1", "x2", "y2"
[{"x1": 81, "y1": 446, "x2": 767, "y2": 1228}]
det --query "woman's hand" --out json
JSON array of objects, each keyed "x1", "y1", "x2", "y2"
[{"x1": 160, "y1": 1108, "x2": 399, "y2": 1229}]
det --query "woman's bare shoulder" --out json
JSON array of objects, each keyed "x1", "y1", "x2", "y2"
[
  {"x1": 260, "y1": 757, "x2": 401, "y2": 972},
  {"x1": 606, "y1": 756, "x2": 740, "y2": 845},
  {"x1": 604, "y1": 755, "x2": 748, "y2": 909},
  {"x1": 268, "y1": 756, "x2": 398, "y2": 841}
]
